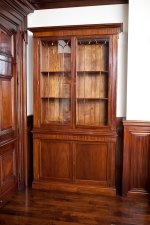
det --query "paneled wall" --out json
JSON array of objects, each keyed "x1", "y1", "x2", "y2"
[{"x1": 123, "y1": 121, "x2": 150, "y2": 198}]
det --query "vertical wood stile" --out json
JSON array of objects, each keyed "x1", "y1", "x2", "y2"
[
  {"x1": 84, "y1": 45, "x2": 86, "y2": 125},
  {"x1": 48, "y1": 45, "x2": 50, "y2": 123},
  {"x1": 62, "y1": 43, "x2": 64, "y2": 123},
  {"x1": 99, "y1": 44, "x2": 101, "y2": 126}
]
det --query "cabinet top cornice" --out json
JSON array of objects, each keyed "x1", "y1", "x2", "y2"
[{"x1": 28, "y1": 23, "x2": 123, "y2": 37}]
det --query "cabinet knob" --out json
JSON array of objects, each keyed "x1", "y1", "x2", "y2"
[{"x1": 0, "y1": 200, "x2": 2, "y2": 203}]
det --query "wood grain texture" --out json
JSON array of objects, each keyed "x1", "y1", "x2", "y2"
[
  {"x1": 0, "y1": 28, "x2": 18, "y2": 209},
  {"x1": 76, "y1": 40, "x2": 109, "y2": 126},
  {"x1": 122, "y1": 120, "x2": 150, "y2": 198},
  {"x1": 28, "y1": 0, "x2": 128, "y2": 10},
  {"x1": 0, "y1": 183, "x2": 17, "y2": 210},
  {"x1": 39, "y1": 140, "x2": 73, "y2": 183},
  {"x1": 28, "y1": 24, "x2": 123, "y2": 38},
  {"x1": 77, "y1": 43, "x2": 108, "y2": 71},
  {"x1": 1, "y1": 187, "x2": 150, "y2": 225},
  {"x1": 32, "y1": 181, "x2": 116, "y2": 196},
  {"x1": 32, "y1": 137, "x2": 116, "y2": 195},
  {"x1": 75, "y1": 142, "x2": 109, "y2": 186},
  {"x1": 0, "y1": 0, "x2": 34, "y2": 209},
  {"x1": 0, "y1": 142, "x2": 18, "y2": 208},
  {"x1": 1, "y1": 80, "x2": 12, "y2": 130},
  {"x1": 41, "y1": 43, "x2": 71, "y2": 72}
]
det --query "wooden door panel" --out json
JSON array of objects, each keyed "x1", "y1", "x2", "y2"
[
  {"x1": 123, "y1": 121, "x2": 150, "y2": 197},
  {"x1": 75, "y1": 142, "x2": 110, "y2": 186},
  {"x1": 1, "y1": 79, "x2": 12, "y2": 130},
  {"x1": 0, "y1": 143, "x2": 17, "y2": 195},
  {"x1": 0, "y1": 29, "x2": 18, "y2": 208},
  {"x1": 39, "y1": 140, "x2": 73, "y2": 183},
  {"x1": 130, "y1": 134, "x2": 149, "y2": 190},
  {"x1": 0, "y1": 2, "x2": 33, "y2": 208}
]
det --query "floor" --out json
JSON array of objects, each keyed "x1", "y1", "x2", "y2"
[{"x1": 0, "y1": 188, "x2": 150, "y2": 225}]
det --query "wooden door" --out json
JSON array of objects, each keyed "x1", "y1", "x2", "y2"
[
  {"x1": 0, "y1": 0, "x2": 34, "y2": 208},
  {"x1": 75, "y1": 141, "x2": 115, "y2": 188},
  {"x1": 38, "y1": 38, "x2": 72, "y2": 129},
  {"x1": 76, "y1": 38, "x2": 109, "y2": 128},
  {"x1": 0, "y1": 29, "x2": 18, "y2": 208},
  {"x1": 33, "y1": 139, "x2": 73, "y2": 184}
]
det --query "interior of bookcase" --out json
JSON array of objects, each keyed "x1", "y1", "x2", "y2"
[
  {"x1": 39, "y1": 38, "x2": 109, "y2": 126},
  {"x1": 40, "y1": 40, "x2": 71, "y2": 124},
  {"x1": 76, "y1": 39, "x2": 109, "y2": 126}
]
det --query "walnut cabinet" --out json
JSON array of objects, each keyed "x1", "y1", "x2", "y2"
[{"x1": 29, "y1": 24, "x2": 122, "y2": 196}]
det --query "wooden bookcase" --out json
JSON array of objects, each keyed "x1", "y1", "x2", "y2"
[{"x1": 29, "y1": 24, "x2": 122, "y2": 196}]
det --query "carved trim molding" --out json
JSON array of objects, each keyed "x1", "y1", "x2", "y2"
[{"x1": 0, "y1": 0, "x2": 34, "y2": 35}]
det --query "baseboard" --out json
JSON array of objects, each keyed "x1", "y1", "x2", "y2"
[{"x1": 32, "y1": 181, "x2": 116, "y2": 197}]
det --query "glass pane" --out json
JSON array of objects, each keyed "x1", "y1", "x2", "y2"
[
  {"x1": 76, "y1": 38, "x2": 109, "y2": 126},
  {"x1": 40, "y1": 40, "x2": 71, "y2": 125}
]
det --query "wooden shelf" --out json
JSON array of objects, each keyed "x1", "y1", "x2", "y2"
[
  {"x1": 41, "y1": 97, "x2": 70, "y2": 99},
  {"x1": 41, "y1": 71, "x2": 107, "y2": 74},
  {"x1": 77, "y1": 71, "x2": 108, "y2": 74},
  {"x1": 42, "y1": 121, "x2": 70, "y2": 125},
  {"x1": 41, "y1": 71, "x2": 71, "y2": 73},
  {"x1": 77, "y1": 98, "x2": 108, "y2": 100}
]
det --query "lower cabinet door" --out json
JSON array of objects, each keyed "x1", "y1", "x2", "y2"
[
  {"x1": 75, "y1": 141, "x2": 115, "y2": 188},
  {"x1": 0, "y1": 142, "x2": 18, "y2": 208},
  {"x1": 33, "y1": 139, "x2": 116, "y2": 195},
  {"x1": 37, "y1": 140, "x2": 73, "y2": 183}
]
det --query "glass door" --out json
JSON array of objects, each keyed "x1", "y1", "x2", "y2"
[
  {"x1": 76, "y1": 38, "x2": 109, "y2": 127},
  {"x1": 40, "y1": 39, "x2": 71, "y2": 126}
]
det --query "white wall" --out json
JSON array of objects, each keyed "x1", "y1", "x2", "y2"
[
  {"x1": 27, "y1": 4, "x2": 128, "y2": 117},
  {"x1": 27, "y1": 31, "x2": 33, "y2": 116},
  {"x1": 126, "y1": 0, "x2": 150, "y2": 120}
]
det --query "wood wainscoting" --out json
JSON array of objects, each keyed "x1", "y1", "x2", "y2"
[
  {"x1": 123, "y1": 120, "x2": 150, "y2": 198},
  {"x1": 116, "y1": 117, "x2": 124, "y2": 196},
  {"x1": 27, "y1": 115, "x2": 33, "y2": 186}
]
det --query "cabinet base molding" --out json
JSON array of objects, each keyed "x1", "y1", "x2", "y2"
[
  {"x1": 127, "y1": 190, "x2": 149, "y2": 199},
  {"x1": 32, "y1": 181, "x2": 116, "y2": 197}
]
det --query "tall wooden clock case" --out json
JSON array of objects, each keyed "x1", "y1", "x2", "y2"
[{"x1": 29, "y1": 24, "x2": 122, "y2": 196}]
